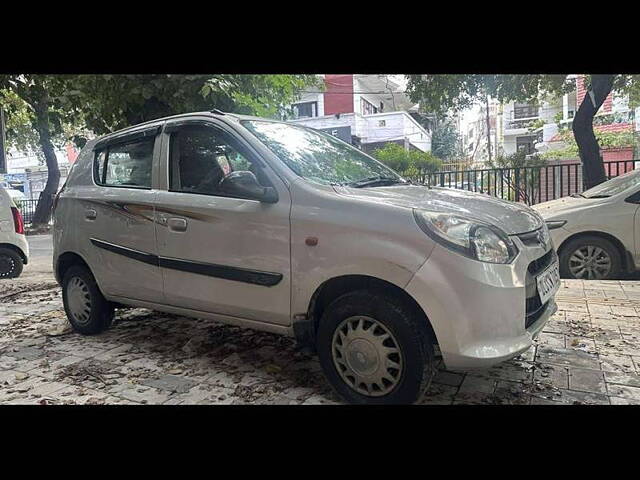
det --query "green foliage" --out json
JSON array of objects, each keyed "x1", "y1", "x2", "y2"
[
  {"x1": 540, "y1": 128, "x2": 635, "y2": 160},
  {"x1": 486, "y1": 151, "x2": 547, "y2": 204},
  {"x1": 58, "y1": 74, "x2": 320, "y2": 142},
  {"x1": 0, "y1": 78, "x2": 83, "y2": 154},
  {"x1": 430, "y1": 120, "x2": 463, "y2": 161},
  {"x1": 372, "y1": 142, "x2": 442, "y2": 182},
  {"x1": 405, "y1": 75, "x2": 573, "y2": 115},
  {"x1": 527, "y1": 118, "x2": 546, "y2": 133},
  {"x1": 553, "y1": 111, "x2": 564, "y2": 125}
]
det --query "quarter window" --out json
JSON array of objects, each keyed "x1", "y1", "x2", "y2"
[{"x1": 94, "y1": 137, "x2": 154, "y2": 188}]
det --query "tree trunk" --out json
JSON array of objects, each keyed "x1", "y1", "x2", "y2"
[
  {"x1": 31, "y1": 98, "x2": 60, "y2": 227},
  {"x1": 572, "y1": 74, "x2": 615, "y2": 189}
]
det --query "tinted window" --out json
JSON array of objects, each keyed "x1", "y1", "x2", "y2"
[
  {"x1": 169, "y1": 125, "x2": 264, "y2": 196},
  {"x1": 95, "y1": 138, "x2": 154, "y2": 188}
]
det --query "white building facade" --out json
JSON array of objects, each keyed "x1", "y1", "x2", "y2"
[{"x1": 286, "y1": 75, "x2": 431, "y2": 154}]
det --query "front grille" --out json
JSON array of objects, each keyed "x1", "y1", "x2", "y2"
[
  {"x1": 524, "y1": 249, "x2": 557, "y2": 329},
  {"x1": 528, "y1": 249, "x2": 555, "y2": 275}
]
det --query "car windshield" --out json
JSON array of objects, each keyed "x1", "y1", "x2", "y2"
[
  {"x1": 242, "y1": 120, "x2": 406, "y2": 186},
  {"x1": 581, "y1": 167, "x2": 640, "y2": 198}
]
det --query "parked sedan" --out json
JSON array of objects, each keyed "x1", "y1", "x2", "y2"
[{"x1": 533, "y1": 167, "x2": 640, "y2": 280}]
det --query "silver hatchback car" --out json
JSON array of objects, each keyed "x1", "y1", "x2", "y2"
[{"x1": 53, "y1": 111, "x2": 559, "y2": 404}]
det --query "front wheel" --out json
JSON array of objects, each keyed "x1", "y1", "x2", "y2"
[
  {"x1": 559, "y1": 235, "x2": 621, "y2": 280},
  {"x1": 316, "y1": 290, "x2": 435, "y2": 405}
]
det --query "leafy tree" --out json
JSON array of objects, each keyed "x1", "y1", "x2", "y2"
[
  {"x1": 1, "y1": 74, "x2": 318, "y2": 225},
  {"x1": 61, "y1": 74, "x2": 320, "y2": 138},
  {"x1": 373, "y1": 142, "x2": 442, "y2": 183},
  {"x1": 0, "y1": 75, "x2": 83, "y2": 225},
  {"x1": 405, "y1": 74, "x2": 640, "y2": 189},
  {"x1": 430, "y1": 120, "x2": 463, "y2": 161}
]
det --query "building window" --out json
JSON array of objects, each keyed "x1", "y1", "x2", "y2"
[
  {"x1": 514, "y1": 103, "x2": 539, "y2": 119},
  {"x1": 361, "y1": 98, "x2": 378, "y2": 115},
  {"x1": 292, "y1": 101, "x2": 318, "y2": 119},
  {"x1": 516, "y1": 136, "x2": 537, "y2": 155}
]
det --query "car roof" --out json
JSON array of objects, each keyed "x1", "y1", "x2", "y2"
[{"x1": 93, "y1": 111, "x2": 285, "y2": 146}]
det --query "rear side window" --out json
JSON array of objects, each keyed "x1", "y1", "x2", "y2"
[{"x1": 94, "y1": 137, "x2": 155, "y2": 188}]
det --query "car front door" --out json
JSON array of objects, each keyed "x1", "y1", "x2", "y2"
[{"x1": 154, "y1": 119, "x2": 291, "y2": 326}]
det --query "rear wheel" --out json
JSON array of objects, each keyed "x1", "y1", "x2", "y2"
[
  {"x1": 0, "y1": 248, "x2": 23, "y2": 279},
  {"x1": 559, "y1": 235, "x2": 621, "y2": 280},
  {"x1": 316, "y1": 290, "x2": 435, "y2": 404},
  {"x1": 62, "y1": 265, "x2": 114, "y2": 334}
]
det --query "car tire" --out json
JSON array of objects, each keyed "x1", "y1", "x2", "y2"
[
  {"x1": 316, "y1": 289, "x2": 435, "y2": 405},
  {"x1": 559, "y1": 235, "x2": 621, "y2": 280},
  {"x1": 62, "y1": 265, "x2": 114, "y2": 335},
  {"x1": 0, "y1": 248, "x2": 23, "y2": 279}
]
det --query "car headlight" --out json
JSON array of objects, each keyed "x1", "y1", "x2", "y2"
[
  {"x1": 545, "y1": 220, "x2": 567, "y2": 230},
  {"x1": 413, "y1": 210, "x2": 518, "y2": 264}
]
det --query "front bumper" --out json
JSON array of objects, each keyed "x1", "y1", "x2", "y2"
[{"x1": 405, "y1": 235, "x2": 557, "y2": 370}]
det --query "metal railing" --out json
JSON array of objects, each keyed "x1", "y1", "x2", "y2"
[
  {"x1": 14, "y1": 199, "x2": 39, "y2": 225},
  {"x1": 418, "y1": 160, "x2": 638, "y2": 206}
]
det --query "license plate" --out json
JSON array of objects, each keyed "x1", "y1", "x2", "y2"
[{"x1": 536, "y1": 260, "x2": 560, "y2": 305}]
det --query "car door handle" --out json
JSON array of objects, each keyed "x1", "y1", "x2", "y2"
[
  {"x1": 167, "y1": 217, "x2": 188, "y2": 232},
  {"x1": 85, "y1": 208, "x2": 97, "y2": 220}
]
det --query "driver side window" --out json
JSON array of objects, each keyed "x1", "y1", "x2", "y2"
[{"x1": 169, "y1": 125, "x2": 260, "y2": 196}]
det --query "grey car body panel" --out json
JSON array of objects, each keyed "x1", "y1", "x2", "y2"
[{"x1": 333, "y1": 184, "x2": 544, "y2": 235}]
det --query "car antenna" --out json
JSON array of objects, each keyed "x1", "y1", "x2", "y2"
[{"x1": 211, "y1": 109, "x2": 225, "y2": 115}]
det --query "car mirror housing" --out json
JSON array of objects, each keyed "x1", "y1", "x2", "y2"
[{"x1": 218, "y1": 171, "x2": 278, "y2": 203}]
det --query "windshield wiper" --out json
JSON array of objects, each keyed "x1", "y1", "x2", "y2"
[
  {"x1": 570, "y1": 193, "x2": 585, "y2": 198},
  {"x1": 348, "y1": 176, "x2": 406, "y2": 188},
  {"x1": 582, "y1": 194, "x2": 611, "y2": 199}
]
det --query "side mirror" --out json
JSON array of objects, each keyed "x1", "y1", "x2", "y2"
[{"x1": 218, "y1": 171, "x2": 278, "y2": 203}]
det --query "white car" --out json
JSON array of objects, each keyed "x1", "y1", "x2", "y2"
[
  {"x1": 53, "y1": 111, "x2": 559, "y2": 404},
  {"x1": 534, "y1": 167, "x2": 640, "y2": 280},
  {"x1": 0, "y1": 181, "x2": 27, "y2": 202},
  {"x1": 0, "y1": 184, "x2": 29, "y2": 278}
]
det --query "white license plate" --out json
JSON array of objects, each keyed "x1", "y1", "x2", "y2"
[{"x1": 536, "y1": 260, "x2": 560, "y2": 305}]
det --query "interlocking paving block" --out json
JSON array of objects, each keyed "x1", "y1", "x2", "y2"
[
  {"x1": 5, "y1": 263, "x2": 640, "y2": 405},
  {"x1": 605, "y1": 383, "x2": 640, "y2": 401},
  {"x1": 140, "y1": 374, "x2": 197, "y2": 394},
  {"x1": 568, "y1": 368, "x2": 607, "y2": 394},
  {"x1": 536, "y1": 346, "x2": 601, "y2": 370},
  {"x1": 546, "y1": 388, "x2": 610, "y2": 405},
  {"x1": 604, "y1": 371, "x2": 640, "y2": 388}
]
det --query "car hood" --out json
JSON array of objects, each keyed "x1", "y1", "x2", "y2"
[
  {"x1": 532, "y1": 195, "x2": 606, "y2": 219},
  {"x1": 333, "y1": 184, "x2": 543, "y2": 235}
]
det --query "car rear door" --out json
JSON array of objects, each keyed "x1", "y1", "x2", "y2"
[
  {"x1": 154, "y1": 117, "x2": 292, "y2": 326},
  {"x1": 79, "y1": 125, "x2": 165, "y2": 303}
]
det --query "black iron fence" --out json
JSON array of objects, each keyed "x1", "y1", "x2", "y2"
[
  {"x1": 419, "y1": 160, "x2": 638, "y2": 206},
  {"x1": 14, "y1": 199, "x2": 39, "y2": 225},
  {"x1": 11, "y1": 160, "x2": 638, "y2": 222}
]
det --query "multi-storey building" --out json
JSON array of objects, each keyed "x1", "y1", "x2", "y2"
[{"x1": 286, "y1": 74, "x2": 432, "y2": 154}]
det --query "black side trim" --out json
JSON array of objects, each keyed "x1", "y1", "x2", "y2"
[
  {"x1": 90, "y1": 238, "x2": 158, "y2": 266},
  {"x1": 158, "y1": 257, "x2": 282, "y2": 286},
  {"x1": 90, "y1": 238, "x2": 282, "y2": 287}
]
